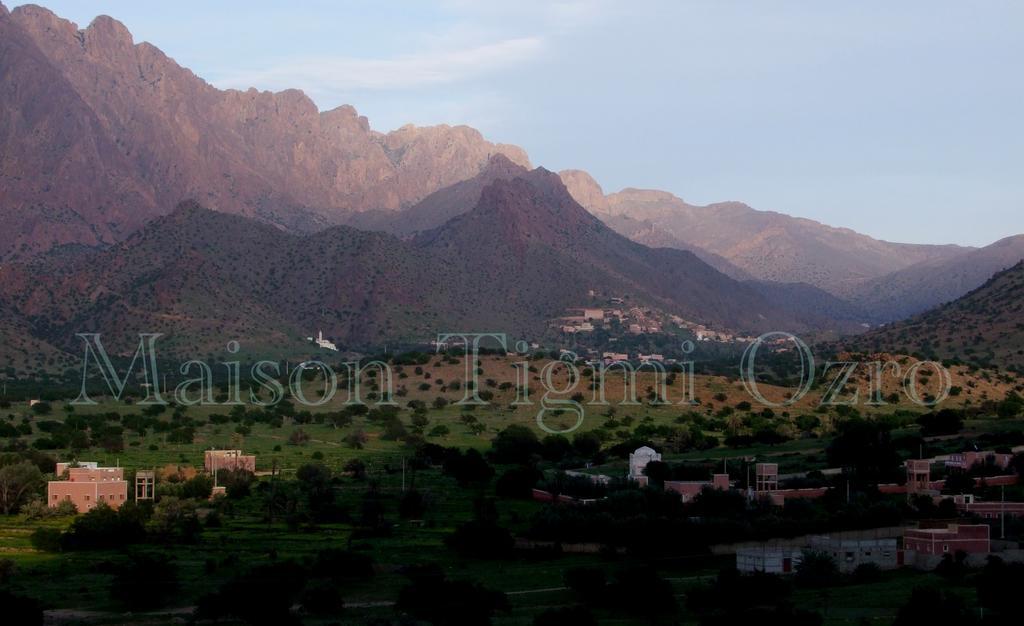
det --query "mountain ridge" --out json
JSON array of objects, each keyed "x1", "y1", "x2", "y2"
[
  {"x1": 0, "y1": 3, "x2": 530, "y2": 260},
  {"x1": 851, "y1": 261, "x2": 1024, "y2": 371}
]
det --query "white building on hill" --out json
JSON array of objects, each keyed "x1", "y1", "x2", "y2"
[
  {"x1": 628, "y1": 446, "x2": 662, "y2": 480},
  {"x1": 312, "y1": 330, "x2": 337, "y2": 351}
]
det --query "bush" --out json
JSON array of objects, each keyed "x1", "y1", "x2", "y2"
[
  {"x1": 852, "y1": 562, "x2": 882, "y2": 583},
  {"x1": 61, "y1": 502, "x2": 146, "y2": 550},
  {"x1": 110, "y1": 553, "x2": 180, "y2": 611},
  {"x1": 564, "y1": 566, "x2": 606, "y2": 603},
  {"x1": 0, "y1": 590, "x2": 42, "y2": 626},
  {"x1": 534, "y1": 605, "x2": 596, "y2": 626},
  {"x1": 300, "y1": 578, "x2": 344, "y2": 616},
  {"x1": 795, "y1": 550, "x2": 839, "y2": 588},
  {"x1": 397, "y1": 565, "x2": 509, "y2": 626},
  {"x1": 495, "y1": 465, "x2": 542, "y2": 499},
  {"x1": 445, "y1": 519, "x2": 514, "y2": 559},
  {"x1": 30, "y1": 527, "x2": 62, "y2": 552},
  {"x1": 196, "y1": 561, "x2": 308, "y2": 626},
  {"x1": 288, "y1": 428, "x2": 311, "y2": 446},
  {"x1": 490, "y1": 425, "x2": 540, "y2": 464}
]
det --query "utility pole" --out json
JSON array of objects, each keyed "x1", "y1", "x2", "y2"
[{"x1": 1001, "y1": 485, "x2": 1006, "y2": 540}]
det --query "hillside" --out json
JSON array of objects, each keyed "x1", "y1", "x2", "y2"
[
  {"x1": 850, "y1": 235, "x2": 1024, "y2": 321},
  {"x1": 852, "y1": 261, "x2": 1024, "y2": 371},
  {"x1": 343, "y1": 154, "x2": 530, "y2": 237},
  {"x1": 0, "y1": 171, "x2": 861, "y2": 361},
  {"x1": 0, "y1": 4, "x2": 529, "y2": 260},
  {"x1": 557, "y1": 171, "x2": 970, "y2": 298}
]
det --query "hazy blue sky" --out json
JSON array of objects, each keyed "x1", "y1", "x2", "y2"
[{"x1": 16, "y1": 1, "x2": 1023, "y2": 246}]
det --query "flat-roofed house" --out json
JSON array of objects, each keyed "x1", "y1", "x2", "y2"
[
  {"x1": 205, "y1": 449, "x2": 256, "y2": 473},
  {"x1": 904, "y1": 523, "x2": 990, "y2": 557},
  {"x1": 48, "y1": 463, "x2": 128, "y2": 512},
  {"x1": 946, "y1": 451, "x2": 1013, "y2": 471}
]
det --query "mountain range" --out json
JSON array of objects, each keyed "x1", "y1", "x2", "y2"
[
  {"x1": 1, "y1": 2, "x2": 1022, "y2": 366},
  {"x1": 0, "y1": 3, "x2": 528, "y2": 260},
  {"x1": 0, "y1": 170, "x2": 853, "y2": 358},
  {"x1": 852, "y1": 261, "x2": 1024, "y2": 371},
  {"x1": 556, "y1": 170, "x2": 1024, "y2": 322}
]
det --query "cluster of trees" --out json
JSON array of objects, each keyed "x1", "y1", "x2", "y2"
[
  {"x1": 196, "y1": 550, "x2": 373, "y2": 624},
  {"x1": 525, "y1": 479, "x2": 917, "y2": 555},
  {"x1": 562, "y1": 565, "x2": 677, "y2": 619},
  {"x1": 687, "y1": 568, "x2": 822, "y2": 626},
  {"x1": 396, "y1": 563, "x2": 508, "y2": 626},
  {"x1": 29, "y1": 496, "x2": 204, "y2": 552}
]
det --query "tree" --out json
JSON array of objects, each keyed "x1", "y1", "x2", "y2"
[
  {"x1": 564, "y1": 566, "x2": 606, "y2": 603},
  {"x1": 299, "y1": 578, "x2": 344, "y2": 616},
  {"x1": 288, "y1": 428, "x2": 311, "y2": 446},
  {"x1": 976, "y1": 555, "x2": 1024, "y2": 614},
  {"x1": 495, "y1": 465, "x2": 541, "y2": 499},
  {"x1": 399, "y1": 489, "x2": 427, "y2": 519},
  {"x1": 0, "y1": 461, "x2": 43, "y2": 514},
  {"x1": 344, "y1": 430, "x2": 367, "y2": 449},
  {"x1": 605, "y1": 566, "x2": 677, "y2": 617},
  {"x1": 196, "y1": 561, "x2": 307, "y2": 626},
  {"x1": 181, "y1": 474, "x2": 214, "y2": 500},
  {"x1": 296, "y1": 463, "x2": 336, "y2": 519},
  {"x1": 540, "y1": 434, "x2": 573, "y2": 461},
  {"x1": 396, "y1": 564, "x2": 509, "y2": 626},
  {"x1": 62, "y1": 502, "x2": 146, "y2": 550},
  {"x1": 110, "y1": 553, "x2": 179, "y2": 611},
  {"x1": 533, "y1": 606, "x2": 596, "y2": 626},
  {"x1": 893, "y1": 587, "x2": 971, "y2": 626},
  {"x1": 941, "y1": 472, "x2": 976, "y2": 495},
  {"x1": 572, "y1": 432, "x2": 602, "y2": 458},
  {"x1": 642, "y1": 460, "x2": 672, "y2": 488},
  {"x1": 826, "y1": 420, "x2": 901, "y2": 485},
  {"x1": 220, "y1": 469, "x2": 254, "y2": 499},
  {"x1": 442, "y1": 449, "x2": 494, "y2": 487},
  {"x1": 795, "y1": 550, "x2": 839, "y2": 588},
  {"x1": 0, "y1": 590, "x2": 42, "y2": 626},
  {"x1": 150, "y1": 497, "x2": 201, "y2": 542},
  {"x1": 917, "y1": 409, "x2": 964, "y2": 436},
  {"x1": 490, "y1": 425, "x2": 540, "y2": 464},
  {"x1": 934, "y1": 550, "x2": 970, "y2": 581},
  {"x1": 343, "y1": 459, "x2": 367, "y2": 480}
]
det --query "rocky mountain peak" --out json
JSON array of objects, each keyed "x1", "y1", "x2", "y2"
[
  {"x1": 84, "y1": 14, "x2": 134, "y2": 53},
  {"x1": 558, "y1": 169, "x2": 610, "y2": 214}
]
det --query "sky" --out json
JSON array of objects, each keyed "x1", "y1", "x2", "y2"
[{"x1": 15, "y1": 1, "x2": 1024, "y2": 247}]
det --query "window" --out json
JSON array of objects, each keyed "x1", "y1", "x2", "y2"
[{"x1": 84, "y1": 495, "x2": 90, "y2": 501}]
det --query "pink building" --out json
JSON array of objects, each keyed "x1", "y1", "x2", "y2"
[
  {"x1": 946, "y1": 451, "x2": 1013, "y2": 471},
  {"x1": 767, "y1": 487, "x2": 830, "y2": 506},
  {"x1": 905, "y1": 459, "x2": 933, "y2": 494},
  {"x1": 48, "y1": 463, "x2": 128, "y2": 512},
  {"x1": 904, "y1": 523, "x2": 990, "y2": 556},
  {"x1": 205, "y1": 449, "x2": 256, "y2": 473},
  {"x1": 755, "y1": 463, "x2": 779, "y2": 493},
  {"x1": 665, "y1": 474, "x2": 730, "y2": 502},
  {"x1": 950, "y1": 494, "x2": 1024, "y2": 519}
]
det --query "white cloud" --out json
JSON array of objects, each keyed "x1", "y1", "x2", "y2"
[{"x1": 216, "y1": 36, "x2": 543, "y2": 93}]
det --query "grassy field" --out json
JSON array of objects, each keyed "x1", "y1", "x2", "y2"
[{"x1": 0, "y1": 354, "x2": 1020, "y2": 624}]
